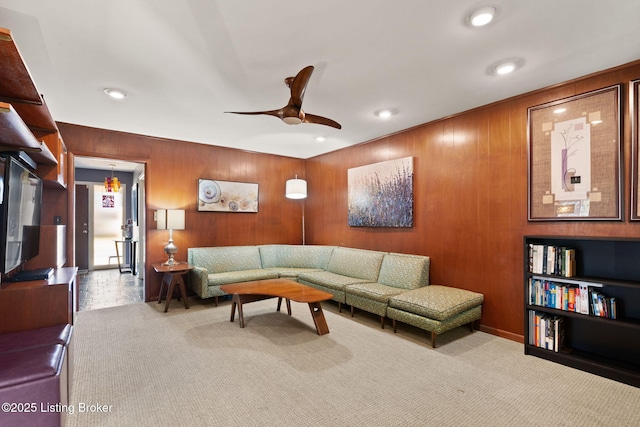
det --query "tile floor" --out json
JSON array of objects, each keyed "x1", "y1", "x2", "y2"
[{"x1": 78, "y1": 269, "x2": 144, "y2": 311}]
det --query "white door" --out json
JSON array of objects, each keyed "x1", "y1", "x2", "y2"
[{"x1": 91, "y1": 183, "x2": 126, "y2": 269}]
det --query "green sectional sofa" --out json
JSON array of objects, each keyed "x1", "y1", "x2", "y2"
[
  {"x1": 187, "y1": 244, "x2": 483, "y2": 347},
  {"x1": 259, "y1": 244, "x2": 336, "y2": 279},
  {"x1": 188, "y1": 246, "x2": 279, "y2": 301},
  {"x1": 298, "y1": 247, "x2": 387, "y2": 312},
  {"x1": 343, "y1": 252, "x2": 431, "y2": 327}
]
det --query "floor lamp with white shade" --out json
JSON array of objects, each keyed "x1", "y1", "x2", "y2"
[{"x1": 285, "y1": 176, "x2": 307, "y2": 245}]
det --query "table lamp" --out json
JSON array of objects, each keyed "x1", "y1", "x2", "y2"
[{"x1": 157, "y1": 209, "x2": 185, "y2": 265}]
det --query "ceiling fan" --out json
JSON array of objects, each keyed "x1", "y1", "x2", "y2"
[{"x1": 226, "y1": 65, "x2": 342, "y2": 129}]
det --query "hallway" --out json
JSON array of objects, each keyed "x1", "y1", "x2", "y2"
[{"x1": 78, "y1": 269, "x2": 143, "y2": 311}]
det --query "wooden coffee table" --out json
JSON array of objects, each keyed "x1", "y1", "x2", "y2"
[{"x1": 220, "y1": 278, "x2": 333, "y2": 335}]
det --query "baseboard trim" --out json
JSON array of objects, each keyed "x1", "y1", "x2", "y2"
[{"x1": 478, "y1": 324, "x2": 524, "y2": 344}]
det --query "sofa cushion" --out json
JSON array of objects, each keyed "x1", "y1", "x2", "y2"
[
  {"x1": 378, "y1": 253, "x2": 430, "y2": 290},
  {"x1": 188, "y1": 246, "x2": 262, "y2": 273},
  {"x1": 346, "y1": 282, "x2": 405, "y2": 303},
  {"x1": 326, "y1": 247, "x2": 385, "y2": 282},
  {"x1": 209, "y1": 270, "x2": 278, "y2": 287},
  {"x1": 298, "y1": 271, "x2": 373, "y2": 291},
  {"x1": 389, "y1": 285, "x2": 484, "y2": 321},
  {"x1": 263, "y1": 267, "x2": 323, "y2": 278},
  {"x1": 259, "y1": 245, "x2": 335, "y2": 269}
]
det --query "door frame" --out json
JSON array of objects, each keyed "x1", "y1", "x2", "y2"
[{"x1": 70, "y1": 154, "x2": 147, "y2": 304}]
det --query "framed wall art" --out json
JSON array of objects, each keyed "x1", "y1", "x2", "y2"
[
  {"x1": 527, "y1": 85, "x2": 622, "y2": 221},
  {"x1": 198, "y1": 179, "x2": 259, "y2": 212},
  {"x1": 631, "y1": 79, "x2": 640, "y2": 220},
  {"x1": 347, "y1": 156, "x2": 413, "y2": 227}
]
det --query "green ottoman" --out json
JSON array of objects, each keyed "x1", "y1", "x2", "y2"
[{"x1": 387, "y1": 285, "x2": 484, "y2": 348}]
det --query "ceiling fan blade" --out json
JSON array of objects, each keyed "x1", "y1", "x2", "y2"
[
  {"x1": 303, "y1": 113, "x2": 342, "y2": 129},
  {"x1": 289, "y1": 65, "x2": 314, "y2": 107},
  {"x1": 225, "y1": 109, "x2": 283, "y2": 119}
]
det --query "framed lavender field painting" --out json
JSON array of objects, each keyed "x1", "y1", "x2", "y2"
[
  {"x1": 527, "y1": 85, "x2": 621, "y2": 221},
  {"x1": 348, "y1": 156, "x2": 413, "y2": 227}
]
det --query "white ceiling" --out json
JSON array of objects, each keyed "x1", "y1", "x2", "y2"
[{"x1": 2, "y1": 1, "x2": 640, "y2": 160}]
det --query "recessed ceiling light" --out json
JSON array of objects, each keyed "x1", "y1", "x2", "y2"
[
  {"x1": 488, "y1": 58, "x2": 524, "y2": 76},
  {"x1": 496, "y1": 62, "x2": 516, "y2": 75},
  {"x1": 467, "y1": 6, "x2": 498, "y2": 27},
  {"x1": 104, "y1": 88, "x2": 127, "y2": 99},
  {"x1": 375, "y1": 108, "x2": 398, "y2": 119}
]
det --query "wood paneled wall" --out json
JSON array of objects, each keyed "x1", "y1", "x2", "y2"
[
  {"x1": 57, "y1": 124, "x2": 306, "y2": 300},
  {"x1": 306, "y1": 60, "x2": 640, "y2": 341},
  {"x1": 53, "y1": 60, "x2": 640, "y2": 341}
]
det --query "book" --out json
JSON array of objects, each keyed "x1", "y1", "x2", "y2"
[
  {"x1": 547, "y1": 246, "x2": 556, "y2": 275},
  {"x1": 579, "y1": 284, "x2": 589, "y2": 315},
  {"x1": 528, "y1": 244, "x2": 576, "y2": 277},
  {"x1": 567, "y1": 287, "x2": 576, "y2": 312},
  {"x1": 564, "y1": 249, "x2": 576, "y2": 277},
  {"x1": 553, "y1": 317, "x2": 565, "y2": 352},
  {"x1": 610, "y1": 298, "x2": 617, "y2": 320}
]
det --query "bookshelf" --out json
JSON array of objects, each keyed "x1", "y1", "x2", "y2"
[{"x1": 524, "y1": 236, "x2": 640, "y2": 388}]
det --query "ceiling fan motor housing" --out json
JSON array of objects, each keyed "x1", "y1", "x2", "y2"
[{"x1": 283, "y1": 116, "x2": 303, "y2": 125}]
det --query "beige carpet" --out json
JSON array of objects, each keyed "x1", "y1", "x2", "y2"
[{"x1": 66, "y1": 297, "x2": 640, "y2": 427}]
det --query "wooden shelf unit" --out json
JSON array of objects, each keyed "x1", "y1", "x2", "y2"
[
  {"x1": 0, "y1": 267, "x2": 77, "y2": 334},
  {"x1": 524, "y1": 236, "x2": 640, "y2": 388},
  {"x1": 0, "y1": 101, "x2": 42, "y2": 152},
  {"x1": 0, "y1": 26, "x2": 67, "y2": 187},
  {"x1": 0, "y1": 27, "x2": 41, "y2": 105}
]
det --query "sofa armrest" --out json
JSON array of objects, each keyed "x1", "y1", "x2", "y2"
[{"x1": 188, "y1": 266, "x2": 209, "y2": 298}]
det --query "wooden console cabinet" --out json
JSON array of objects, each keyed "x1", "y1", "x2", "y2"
[{"x1": 0, "y1": 267, "x2": 77, "y2": 334}]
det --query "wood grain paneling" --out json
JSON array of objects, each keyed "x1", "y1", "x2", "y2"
[
  {"x1": 57, "y1": 123, "x2": 305, "y2": 301},
  {"x1": 46, "y1": 60, "x2": 640, "y2": 341},
  {"x1": 306, "y1": 60, "x2": 640, "y2": 340}
]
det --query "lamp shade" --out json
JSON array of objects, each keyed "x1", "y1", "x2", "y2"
[
  {"x1": 166, "y1": 209, "x2": 185, "y2": 230},
  {"x1": 156, "y1": 209, "x2": 185, "y2": 230},
  {"x1": 286, "y1": 178, "x2": 307, "y2": 199},
  {"x1": 156, "y1": 209, "x2": 166, "y2": 230}
]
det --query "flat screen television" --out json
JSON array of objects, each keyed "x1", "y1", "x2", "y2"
[{"x1": 0, "y1": 155, "x2": 43, "y2": 275}]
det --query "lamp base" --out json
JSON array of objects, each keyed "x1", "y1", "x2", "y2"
[
  {"x1": 162, "y1": 257, "x2": 176, "y2": 266},
  {"x1": 163, "y1": 238, "x2": 178, "y2": 266}
]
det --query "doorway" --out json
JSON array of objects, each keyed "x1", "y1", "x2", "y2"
[
  {"x1": 74, "y1": 157, "x2": 146, "y2": 308},
  {"x1": 76, "y1": 181, "x2": 127, "y2": 270}
]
